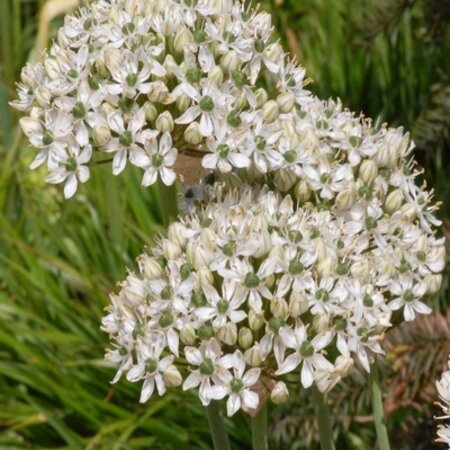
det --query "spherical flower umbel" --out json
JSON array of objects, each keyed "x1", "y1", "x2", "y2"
[
  {"x1": 102, "y1": 183, "x2": 444, "y2": 415},
  {"x1": 12, "y1": 0, "x2": 312, "y2": 198}
]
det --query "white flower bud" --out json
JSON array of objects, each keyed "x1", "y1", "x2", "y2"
[
  {"x1": 271, "y1": 381, "x2": 289, "y2": 404},
  {"x1": 187, "y1": 242, "x2": 214, "y2": 270},
  {"x1": 19, "y1": 117, "x2": 41, "y2": 138},
  {"x1": 122, "y1": 275, "x2": 146, "y2": 307},
  {"x1": 425, "y1": 274, "x2": 442, "y2": 294},
  {"x1": 176, "y1": 94, "x2": 190, "y2": 113},
  {"x1": 244, "y1": 345, "x2": 262, "y2": 367},
  {"x1": 173, "y1": 28, "x2": 193, "y2": 53},
  {"x1": 218, "y1": 322, "x2": 237, "y2": 346},
  {"x1": 316, "y1": 238, "x2": 327, "y2": 262},
  {"x1": 359, "y1": 159, "x2": 378, "y2": 184},
  {"x1": 155, "y1": 111, "x2": 174, "y2": 133},
  {"x1": 92, "y1": 124, "x2": 111, "y2": 147},
  {"x1": 238, "y1": 327, "x2": 253, "y2": 349},
  {"x1": 184, "y1": 122, "x2": 203, "y2": 145},
  {"x1": 148, "y1": 80, "x2": 169, "y2": 103},
  {"x1": 234, "y1": 92, "x2": 248, "y2": 110},
  {"x1": 317, "y1": 257, "x2": 336, "y2": 278},
  {"x1": 163, "y1": 365, "x2": 182, "y2": 387},
  {"x1": 180, "y1": 324, "x2": 197, "y2": 345},
  {"x1": 251, "y1": 231, "x2": 272, "y2": 259},
  {"x1": 277, "y1": 92, "x2": 295, "y2": 113},
  {"x1": 101, "y1": 102, "x2": 115, "y2": 117},
  {"x1": 270, "y1": 298, "x2": 289, "y2": 319},
  {"x1": 208, "y1": 65, "x2": 224, "y2": 85},
  {"x1": 289, "y1": 293, "x2": 308, "y2": 317},
  {"x1": 104, "y1": 48, "x2": 122, "y2": 74},
  {"x1": 263, "y1": 100, "x2": 279, "y2": 123},
  {"x1": 144, "y1": 102, "x2": 158, "y2": 122},
  {"x1": 335, "y1": 187, "x2": 356, "y2": 210},
  {"x1": 400, "y1": 202, "x2": 416, "y2": 221},
  {"x1": 294, "y1": 179, "x2": 312, "y2": 204},
  {"x1": 43, "y1": 57, "x2": 60, "y2": 80},
  {"x1": 274, "y1": 168, "x2": 296, "y2": 192},
  {"x1": 335, "y1": 355, "x2": 354, "y2": 377},
  {"x1": 255, "y1": 88, "x2": 269, "y2": 107},
  {"x1": 384, "y1": 189, "x2": 403, "y2": 214},
  {"x1": 162, "y1": 239, "x2": 181, "y2": 260},
  {"x1": 138, "y1": 255, "x2": 163, "y2": 279},
  {"x1": 313, "y1": 314, "x2": 330, "y2": 333},
  {"x1": 197, "y1": 267, "x2": 214, "y2": 287},
  {"x1": 167, "y1": 223, "x2": 187, "y2": 248},
  {"x1": 35, "y1": 86, "x2": 51, "y2": 108},
  {"x1": 350, "y1": 259, "x2": 370, "y2": 281},
  {"x1": 220, "y1": 50, "x2": 240, "y2": 73},
  {"x1": 248, "y1": 310, "x2": 264, "y2": 332},
  {"x1": 315, "y1": 368, "x2": 339, "y2": 393}
]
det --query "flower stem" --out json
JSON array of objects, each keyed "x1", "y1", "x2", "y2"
[
  {"x1": 251, "y1": 402, "x2": 269, "y2": 450},
  {"x1": 369, "y1": 361, "x2": 391, "y2": 450},
  {"x1": 312, "y1": 387, "x2": 335, "y2": 450},
  {"x1": 157, "y1": 180, "x2": 178, "y2": 227},
  {"x1": 206, "y1": 401, "x2": 231, "y2": 450}
]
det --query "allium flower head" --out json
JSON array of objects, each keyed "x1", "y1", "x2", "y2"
[
  {"x1": 12, "y1": 0, "x2": 312, "y2": 197},
  {"x1": 102, "y1": 183, "x2": 444, "y2": 415}
]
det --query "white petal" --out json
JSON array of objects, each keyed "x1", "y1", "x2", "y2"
[
  {"x1": 140, "y1": 377, "x2": 155, "y2": 402},
  {"x1": 301, "y1": 361, "x2": 314, "y2": 388},
  {"x1": 275, "y1": 353, "x2": 301, "y2": 375},
  {"x1": 160, "y1": 167, "x2": 176, "y2": 186},
  {"x1": 227, "y1": 394, "x2": 241, "y2": 416},
  {"x1": 112, "y1": 149, "x2": 127, "y2": 175},
  {"x1": 64, "y1": 174, "x2": 78, "y2": 198}
]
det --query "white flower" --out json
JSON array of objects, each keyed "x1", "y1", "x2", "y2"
[
  {"x1": 45, "y1": 144, "x2": 92, "y2": 198},
  {"x1": 130, "y1": 133, "x2": 178, "y2": 186}
]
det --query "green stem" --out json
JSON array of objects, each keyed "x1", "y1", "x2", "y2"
[
  {"x1": 206, "y1": 401, "x2": 231, "y2": 450},
  {"x1": 312, "y1": 387, "x2": 335, "y2": 450},
  {"x1": 157, "y1": 180, "x2": 178, "y2": 227},
  {"x1": 369, "y1": 361, "x2": 391, "y2": 450},
  {"x1": 251, "y1": 402, "x2": 268, "y2": 450}
]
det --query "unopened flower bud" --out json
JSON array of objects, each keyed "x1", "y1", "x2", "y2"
[
  {"x1": 167, "y1": 222, "x2": 187, "y2": 248},
  {"x1": 35, "y1": 86, "x2": 51, "y2": 108},
  {"x1": 313, "y1": 314, "x2": 330, "y2": 333},
  {"x1": 277, "y1": 92, "x2": 295, "y2": 113},
  {"x1": 155, "y1": 111, "x2": 174, "y2": 132},
  {"x1": 270, "y1": 298, "x2": 289, "y2": 318},
  {"x1": 335, "y1": 187, "x2": 356, "y2": 210},
  {"x1": 180, "y1": 324, "x2": 197, "y2": 345},
  {"x1": 173, "y1": 27, "x2": 193, "y2": 53},
  {"x1": 255, "y1": 88, "x2": 269, "y2": 107},
  {"x1": 101, "y1": 102, "x2": 115, "y2": 117},
  {"x1": 335, "y1": 356, "x2": 354, "y2": 377},
  {"x1": 400, "y1": 202, "x2": 416, "y2": 221},
  {"x1": 425, "y1": 274, "x2": 442, "y2": 294},
  {"x1": 249, "y1": 310, "x2": 264, "y2": 332},
  {"x1": 263, "y1": 100, "x2": 279, "y2": 123},
  {"x1": 289, "y1": 293, "x2": 308, "y2": 317},
  {"x1": 294, "y1": 179, "x2": 311, "y2": 204},
  {"x1": 244, "y1": 345, "x2": 262, "y2": 367},
  {"x1": 176, "y1": 94, "x2": 190, "y2": 113},
  {"x1": 238, "y1": 327, "x2": 253, "y2": 349},
  {"x1": 208, "y1": 65, "x2": 224, "y2": 85},
  {"x1": 184, "y1": 122, "x2": 203, "y2": 145},
  {"x1": 317, "y1": 257, "x2": 336, "y2": 277},
  {"x1": 138, "y1": 255, "x2": 163, "y2": 279},
  {"x1": 122, "y1": 276, "x2": 146, "y2": 307},
  {"x1": 274, "y1": 169, "x2": 296, "y2": 191},
  {"x1": 384, "y1": 189, "x2": 403, "y2": 214},
  {"x1": 43, "y1": 58, "x2": 60, "y2": 80},
  {"x1": 218, "y1": 322, "x2": 237, "y2": 345},
  {"x1": 220, "y1": 50, "x2": 240, "y2": 73},
  {"x1": 104, "y1": 48, "x2": 121, "y2": 74},
  {"x1": 187, "y1": 242, "x2": 214, "y2": 270},
  {"x1": 148, "y1": 80, "x2": 169, "y2": 103},
  {"x1": 359, "y1": 159, "x2": 378, "y2": 184},
  {"x1": 92, "y1": 123, "x2": 111, "y2": 147},
  {"x1": 162, "y1": 239, "x2": 181, "y2": 260},
  {"x1": 196, "y1": 267, "x2": 214, "y2": 287},
  {"x1": 264, "y1": 43, "x2": 282, "y2": 66},
  {"x1": 350, "y1": 259, "x2": 369, "y2": 281},
  {"x1": 163, "y1": 365, "x2": 182, "y2": 387},
  {"x1": 144, "y1": 102, "x2": 158, "y2": 122},
  {"x1": 271, "y1": 381, "x2": 289, "y2": 404}
]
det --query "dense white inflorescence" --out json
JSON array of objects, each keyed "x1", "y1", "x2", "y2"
[
  {"x1": 12, "y1": 0, "x2": 311, "y2": 197},
  {"x1": 436, "y1": 358, "x2": 450, "y2": 447},
  {"x1": 102, "y1": 184, "x2": 444, "y2": 416}
]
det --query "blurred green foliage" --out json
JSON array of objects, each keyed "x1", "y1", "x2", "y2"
[{"x1": 0, "y1": 0, "x2": 448, "y2": 449}]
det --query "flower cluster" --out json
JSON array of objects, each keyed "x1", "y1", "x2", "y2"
[
  {"x1": 102, "y1": 185, "x2": 444, "y2": 416},
  {"x1": 12, "y1": 0, "x2": 311, "y2": 197},
  {"x1": 436, "y1": 356, "x2": 450, "y2": 447}
]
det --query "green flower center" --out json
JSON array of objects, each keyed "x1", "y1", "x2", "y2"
[
  {"x1": 199, "y1": 96, "x2": 214, "y2": 112},
  {"x1": 403, "y1": 290, "x2": 414, "y2": 302},
  {"x1": 126, "y1": 73, "x2": 138, "y2": 87},
  {"x1": 200, "y1": 358, "x2": 214, "y2": 375},
  {"x1": 119, "y1": 130, "x2": 133, "y2": 147},
  {"x1": 231, "y1": 70, "x2": 247, "y2": 87},
  {"x1": 186, "y1": 68, "x2": 202, "y2": 84},
  {"x1": 217, "y1": 300, "x2": 229, "y2": 315},
  {"x1": 198, "y1": 323, "x2": 214, "y2": 340},
  {"x1": 289, "y1": 260, "x2": 304, "y2": 275},
  {"x1": 73, "y1": 101, "x2": 86, "y2": 119},
  {"x1": 159, "y1": 311, "x2": 174, "y2": 328},
  {"x1": 226, "y1": 110, "x2": 241, "y2": 127},
  {"x1": 152, "y1": 153, "x2": 164, "y2": 168},
  {"x1": 217, "y1": 144, "x2": 230, "y2": 159},
  {"x1": 192, "y1": 292, "x2": 207, "y2": 307},
  {"x1": 160, "y1": 286, "x2": 172, "y2": 300},
  {"x1": 244, "y1": 272, "x2": 260, "y2": 288},
  {"x1": 255, "y1": 136, "x2": 266, "y2": 150},
  {"x1": 230, "y1": 378, "x2": 243, "y2": 393},
  {"x1": 300, "y1": 341, "x2": 314, "y2": 358},
  {"x1": 269, "y1": 317, "x2": 284, "y2": 333},
  {"x1": 145, "y1": 358, "x2": 158, "y2": 373}
]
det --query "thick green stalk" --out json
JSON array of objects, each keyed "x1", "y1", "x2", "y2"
[
  {"x1": 157, "y1": 180, "x2": 178, "y2": 226},
  {"x1": 206, "y1": 402, "x2": 231, "y2": 450},
  {"x1": 369, "y1": 362, "x2": 391, "y2": 450},
  {"x1": 251, "y1": 402, "x2": 269, "y2": 450},
  {"x1": 312, "y1": 387, "x2": 335, "y2": 450}
]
